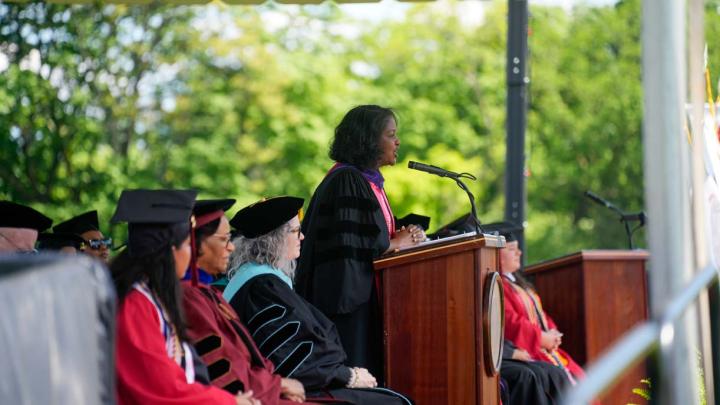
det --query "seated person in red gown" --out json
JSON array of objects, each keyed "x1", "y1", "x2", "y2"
[
  {"x1": 110, "y1": 189, "x2": 259, "y2": 405},
  {"x1": 496, "y1": 224, "x2": 584, "y2": 384},
  {"x1": 180, "y1": 198, "x2": 310, "y2": 404}
]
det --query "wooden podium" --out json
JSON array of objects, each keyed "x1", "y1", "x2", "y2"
[
  {"x1": 525, "y1": 250, "x2": 650, "y2": 405},
  {"x1": 374, "y1": 234, "x2": 505, "y2": 405}
]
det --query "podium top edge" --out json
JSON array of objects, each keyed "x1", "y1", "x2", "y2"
[
  {"x1": 374, "y1": 234, "x2": 505, "y2": 269},
  {"x1": 524, "y1": 249, "x2": 650, "y2": 274}
]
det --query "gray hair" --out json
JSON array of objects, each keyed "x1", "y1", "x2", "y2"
[{"x1": 228, "y1": 220, "x2": 296, "y2": 280}]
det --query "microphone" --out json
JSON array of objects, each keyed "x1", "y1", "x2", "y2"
[
  {"x1": 584, "y1": 190, "x2": 646, "y2": 249},
  {"x1": 584, "y1": 191, "x2": 618, "y2": 211},
  {"x1": 408, "y1": 161, "x2": 461, "y2": 179}
]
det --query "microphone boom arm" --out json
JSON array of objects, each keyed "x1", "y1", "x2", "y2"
[{"x1": 455, "y1": 177, "x2": 483, "y2": 236}]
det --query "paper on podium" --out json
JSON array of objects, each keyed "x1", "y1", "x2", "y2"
[{"x1": 394, "y1": 230, "x2": 481, "y2": 253}]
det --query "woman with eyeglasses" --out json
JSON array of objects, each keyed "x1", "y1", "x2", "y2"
[
  {"x1": 223, "y1": 196, "x2": 412, "y2": 405},
  {"x1": 180, "y1": 199, "x2": 309, "y2": 404},
  {"x1": 182, "y1": 199, "x2": 237, "y2": 285},
  {"x1": 110, "y1": 189, "x2": 260, "y2": 405},
  {"x1": 53, "y1": 210, "x2": 111, "y2": 263}
]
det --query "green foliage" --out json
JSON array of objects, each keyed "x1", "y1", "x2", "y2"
[
  {"x1": 629, "y1": 378, "x2": 651, "y2": 403},
  {"x1": 0, "y1": 0, "x2": 713, "y2": 261},
  {"x1": 628, "y1": 350, "x2": 707, "y2": 405}
]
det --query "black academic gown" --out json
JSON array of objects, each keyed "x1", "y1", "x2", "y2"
[
  {"x1": 295, "y1": 166, "x2": 390, "y2": 378},
  {"x1": 226, "y1": 272, "x2": 412, "y2": 405},
  {"x1": 500, "y1": 340, "x2": 569, "y2": 405}
]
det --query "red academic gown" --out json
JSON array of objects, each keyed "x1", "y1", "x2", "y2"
[
  {"x1": 501, "y1": 275, "x2": 584, "y2": 381},
  {"x1": 181, "y1": 281, "x2": 310, "y2": 405},
  {"x1": 115, "y1": 288, "x2": 236, "y2": 405}
]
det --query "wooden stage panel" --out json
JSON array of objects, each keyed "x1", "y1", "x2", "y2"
[
  {"x1": 382, "y1": 251, "x2": 476, "y2": 403},
  {"x1": 526, "y1": 250, "x2": 649, "y2": 405}
]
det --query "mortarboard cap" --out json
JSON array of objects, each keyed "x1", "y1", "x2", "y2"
[
  {"x1": 111, "y1": 189, "x2": 197, "y2": 224},
  {"x1": 193, "y1": 199, "x2": 236, "y2": 219},
  {"x1": 0, "y1": 201, "x2": 53, "y2": 232},
  {"x1": 37, "y1": 232, "x2": 87, "y2": 251},
  {"x1": 396, "y1": 213, "x2": 431, "y2": 230},
  {"x1": 481, "y1": 221, "x2": 524, "y2": 242},
  {"x1": 111, "y1": 189, "x2": 197, "y2": 258},
  {"x1": 231, "y1": 196, "x2": 304, "y2": 239},
  {"x1": 53, "y1": 210, "x2": 100, "y2": 235}
]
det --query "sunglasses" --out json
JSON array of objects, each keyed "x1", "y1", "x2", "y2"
[{"x1": 84, "y1": 238, "x2": 113, "y2": 250}]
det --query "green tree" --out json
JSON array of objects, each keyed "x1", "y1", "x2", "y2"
[{"x1": 0, "y1": 3, "x2": 196, "y2": 234}]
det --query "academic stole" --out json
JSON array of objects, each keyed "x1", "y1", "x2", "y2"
[
  {"x1": 133, "y1": 281, "x2": 195, "y2": 383},
  {"x1": 508, "y1": 281, "x2": 577, "y2": 384}
]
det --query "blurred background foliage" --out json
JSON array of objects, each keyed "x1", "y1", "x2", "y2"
[{"x1": 2, "y1": 0, "x2": 716, "y2": 262}]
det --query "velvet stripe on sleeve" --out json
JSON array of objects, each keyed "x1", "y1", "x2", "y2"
[
  {"x1": 295, "y1": 167, "x2": 390, "y2": 315},
  {"x1": 228, "y1": 274, "x2": 352, "y2": 391}
]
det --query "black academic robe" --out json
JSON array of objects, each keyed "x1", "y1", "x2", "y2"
[
  {"x1": 226, "y1": 273, "x2": 412, "y2": 405},
  {"x1": 295, "y1": 166, "x2": 390, "y2": 376},
  {"x1": 501, "y1": 340, "x2": 569, "y2": 405}
]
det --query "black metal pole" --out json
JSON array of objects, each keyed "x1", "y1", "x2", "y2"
[
  {"x1": 505, "y1": 0, "x2": 529, "y2": 262},
  {"x1": 709, "y1": 280, "x2": 720, "y2": 405}
]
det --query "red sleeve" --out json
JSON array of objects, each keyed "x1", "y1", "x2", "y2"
[
  {"x1": 116, "y1": 290, "x2": 237, "y2": 405},
  {"x1": 502, "y1": 281, "x2": 543, "y2": 356}
]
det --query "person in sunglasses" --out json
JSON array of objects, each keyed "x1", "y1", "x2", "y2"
[
  {"x1": 0, "y1": 201, "x2": 52, "y2": 254},
  {"x1": 53, "y1": 210, "x2": 111, "y2": 263}
]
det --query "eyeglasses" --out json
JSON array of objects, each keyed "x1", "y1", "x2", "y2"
[
  {"x1": 0, "y1": 232, "x2": 38, "y2": 254},
  {"x1": 84, "y1": 238, "x2": 113, "y2": 250},
  {"x1": 287, "y1": 227, "x2": 302, "y2": 238},
  {"x1": 209, "y1": 233, "x2": 233, "y2": 249}
]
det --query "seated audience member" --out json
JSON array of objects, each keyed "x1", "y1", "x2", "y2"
[
  {"x1": 37, "y1": 232, "x2": 87, "y2": 254},
  {"x1": 109, "y1": 189, "x2": 259, "y2": 405},
  {"x1": 180, "y1": 198, "x2": 310, "y2": 404},
  {"x1": 0, "y1": 201, "x2": 52, "y2": 254},
  {"x1": 54, "y1": 210, "x2": 111, "y2": 263},
  {"x1": 225, "y1": 196, "x2": 413, "y2": 405},
  {"x1": 501, "y1": 339, "x2": 568, "y2": 404},
  {"x1": 496, "y1": 224, "x2": 584, "y2": 383}
]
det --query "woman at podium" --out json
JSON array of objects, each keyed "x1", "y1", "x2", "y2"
[
  {"x1": 497, "y1": 226, "x2": 585, "y2": 384},
  {"x1": 294, "y1": 105, "x2": 424, "y2": 379}
]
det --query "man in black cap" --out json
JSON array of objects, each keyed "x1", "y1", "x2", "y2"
[
  {"x1": 54, "y1": 210, "x2": 111, "y2": 263},
  {"x1": 0, "y1": 201, "x2": 52, "y2": 254}
]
